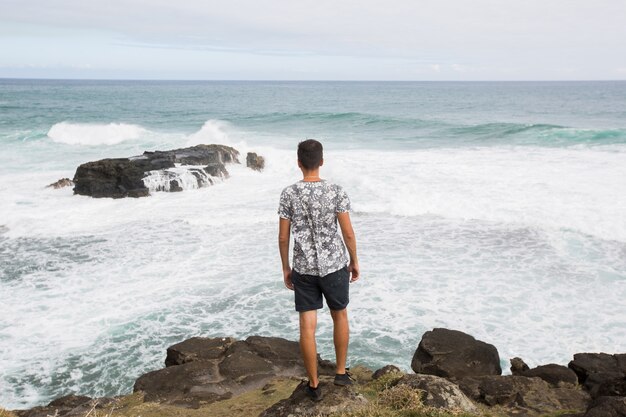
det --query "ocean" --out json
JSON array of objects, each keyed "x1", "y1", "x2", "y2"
[{"x1": 1, "y1": 79, "x2": 625, "y2": 409}]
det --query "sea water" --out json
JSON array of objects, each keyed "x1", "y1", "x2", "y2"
[{"x1": 0, "y1": 80, "x2": 625, "y2": 409}]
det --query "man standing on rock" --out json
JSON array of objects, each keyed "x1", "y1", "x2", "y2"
[{"x1": 278, "y1": 139, "x2": 360, "y2": 401}]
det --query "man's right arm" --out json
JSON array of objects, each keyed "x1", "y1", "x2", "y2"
[
  {"x1": 337, "y1": 212, "x2": 359, "y2": 282},
  {"x1": 278, "y1": 217, "x2": 293, "y2": 290}
]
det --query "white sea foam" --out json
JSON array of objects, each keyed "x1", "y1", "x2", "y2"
[
  {"x1": 47, "y1": 122, "x2": 148, "y2": 145},
  {"x1": 1, "y1": 133, "x2": 625, "y2": 409},
  {"x1": 142, "y1": 164, "x2": 223, "y2": 192}
]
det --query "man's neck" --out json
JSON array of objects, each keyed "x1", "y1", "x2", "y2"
[{"x1": 301, "y1": 170, "x2": 321, "y2": 182}]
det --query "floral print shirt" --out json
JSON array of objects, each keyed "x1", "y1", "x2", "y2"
[{"x1": 278, "y1": 180, "x2": 351, "y2": 276}]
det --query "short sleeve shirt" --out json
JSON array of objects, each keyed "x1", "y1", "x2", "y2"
[{"x1": 278, "y1": 180, "x2": 351, "y2": 277}]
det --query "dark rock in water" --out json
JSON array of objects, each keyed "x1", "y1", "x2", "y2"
[
  {"x1": 510, "y1": 357, "x2": 530, "y2": 375},
  {"x1": 46, "y1": 177, "x2": 74, "y2": 189},
  {"x1": 393, "y1": 374, "x2": 477, "y2": 412},
  {"x1": 72, "y1": 144, "x2": 239, "y2": 198},
  {"x1": 246, "y1": 152, "x2": 265, "y2": 171},
  {"x1": 411, "y1": 328, "x2": 502, "y2": 379},
  {"x1": 584, "y1": 396, "x2": 626, "y2": 417},
  {"x1": 259, "y1": 376, "x2": 367, "y2": 417},
  {"x1": 372, "y1": 364, "x2": 402, "y2": 380},
  {"x1": 134, "y1": 335, "x2": 319, "y2": 408},
  {"x1": 459, "y1": 375, "x2": 590, "y2": 416},
  {"x1": 569, "y1": 353, "x2": 626, "y2": 398},
  {"x1": 169, "y1": 179, "x2": 183, "y2": 192}
]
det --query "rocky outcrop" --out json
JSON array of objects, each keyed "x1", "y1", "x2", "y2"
[
  {"x1": 459, "y1": 375, "x2": 590, "y2": 416},
  {"x1": 14, "y1": 394, "x2": 116, "y2": 417},
  {"x1": 583, "y1": 396, "x2": 626, "y2": 417},
  {"x1": 259, "y1": 377, "x2": 367, "y2": 417},
  {"x1": 569, "y1": 353, "x2": 626, "y2": 398},
  {"x1": 372, "y1": 364, "x2": 402, "y2": 380},
  {"x1": 394, "y1": 374, "x2": 477, "y2": 412},
  {"x1": 510, "y1": 357, "x2": 530, "y2": 374},
  {"x1": 46, "y1": 178, "x2": 74, "y2": 189},
  {"x1": 72, "y1": 144, "x2": 239, "y2": 198},
  {"x1": 411, "y1": 328, "x2": 502, "y2": 379},
  {"x1": 133, "y1": 335, "x2": 330, "y2": 409},
  {"x1": 10, "y1": 329, "x2": 626, "y2": 417},
  {"x1": 246, "y1": 152, "x2": 265, "y2": 171},
  {"x1": 511, "y1": 358, "x2": 578, "y2": 387},
  {"x1": 523, "y1": 364, "x2": 579, "y2": 387}
]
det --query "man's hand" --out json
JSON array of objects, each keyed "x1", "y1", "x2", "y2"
[
  {"x1": 348, "y1": 262, "x2": 360, "y2": 283},
  {"x1": 283, "y1": 268, "x2": 294, "y2": 290}
]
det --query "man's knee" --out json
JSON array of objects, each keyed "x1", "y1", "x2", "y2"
[
  {"x1": 299, "y1": 310, "x2": 318, "y2": 334},
  {"x1": 330, "y1": 308, "x2": 348, "y2": 321}
]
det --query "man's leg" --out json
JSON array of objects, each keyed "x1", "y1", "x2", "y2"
[
  {"x1": 299, "y1": 310, "x2": 318, "y2": 387},
  {"x1": 330, "y1": 308, "x2": 349, "y2": 374}
]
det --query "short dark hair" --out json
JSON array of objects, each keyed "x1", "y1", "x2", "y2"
[{"x1": 297, "y1": 139, "x2": 323, "y2": 170}]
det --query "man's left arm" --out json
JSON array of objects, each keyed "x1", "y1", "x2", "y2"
[{"x1": 278, "y1": 218, "x2": 293, "y2": 290}]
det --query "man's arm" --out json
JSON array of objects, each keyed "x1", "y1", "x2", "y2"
[
  {"x1": 337, "y1": 212, "x2": 359, "y2": 282},
  {"x1": 278, "y1": 217, "x2": 293, "y2": 290}
]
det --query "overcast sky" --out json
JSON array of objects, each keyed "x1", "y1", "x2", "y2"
[{"x1": 1, "y1": 0, "x2": 625, "y2": 80}]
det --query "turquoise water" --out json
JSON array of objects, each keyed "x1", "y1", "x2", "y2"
[{"x1": 1, "y1": 80, "x2": 625, "y2": 409}]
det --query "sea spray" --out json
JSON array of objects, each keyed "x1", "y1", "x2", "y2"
[{"x1": 47, "y1": 122, "x2": 148, "y2": 146}]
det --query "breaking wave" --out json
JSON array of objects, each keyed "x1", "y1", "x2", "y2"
[{"x1": 47, "y1": 122, "x2": 148, "y2": 145}]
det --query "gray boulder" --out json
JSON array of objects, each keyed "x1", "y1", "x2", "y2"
[
  {"x1": 394, "y1": 374, "x2": 477, "y2": 412},
  {"x1": 134, "y1": 335, "x2": 323, "y2": 409},
  {"x1": 569, "y1": 353, "x2": 626, "y2": 398},
  {"x1": 372, "y1": 365, "x2": 402, "y2": 380},
  {"x1": 259, "y1": 376, "x2": 367, "y2": 417},
  {"x1": 584, "y1": 396, "x2": 626, "y2": 417},
  {"x1": 459, "y1": 375, "x2": 590, "y2": 416},
  {"x1": 13, "y1": 394, "x2": 116, "y2": 417},
  {"x1": 522, "y1": 363, "x2": 579, "y2": 387},
  {"x1": 510, "y1": 357, "x2": 530, "y2": 374},
  {"x1": 411, "y1": 328, "x2": 502, "y2": 379}
]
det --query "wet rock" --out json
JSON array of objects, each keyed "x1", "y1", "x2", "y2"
[
  {"x1": 584, "y1": 396, "x2": 626, "y2": 417},
  {"x1": 46, "y1": 178, "x2": 74, "y2": 189},
  {"x1": 510, "y1": 357, "x2": 530, "y2": 375},
  {"x1": 411, "y1": 328, "x2": 502, "y2": 379},
  {"x1": 259, "y1": 377, "x2": 367, "y2": 417},
  {"x1": 459, "y1": 375, "x2": 590, "y2": 416},
  {"x1": 394, "y1": 374, "x2": 477, "y2": 412},
  {"x1": 73, "y1": 144, "x2": 239, "y2": 198},
  {"x1": 246, "y1": 152, "x2": 265, "y2": 171},
  {"x1": 372, "y1": 365, "x2": 402, "y2": 380},
  {"x1": 569, "y1": 353, "x2": 626, "y2": 398}
]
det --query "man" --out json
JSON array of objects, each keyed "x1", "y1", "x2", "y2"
[{"x1": 277, "y1": 139, "x2": 360, "y2": 401}]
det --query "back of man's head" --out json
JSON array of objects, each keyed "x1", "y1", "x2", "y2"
[{"x1": 298, "y1": 139, "x2": 323, "y2": 170}]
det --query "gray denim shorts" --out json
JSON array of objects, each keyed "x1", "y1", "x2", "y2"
[{"x1": 291, "y1": 266, "x2": 350, "y2": 312}]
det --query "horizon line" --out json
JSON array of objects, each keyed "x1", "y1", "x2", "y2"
[{"x1": 2, "y1": 77, "x2": 626, "y2": 83}]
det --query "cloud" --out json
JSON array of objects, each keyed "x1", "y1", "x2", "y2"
[{"x1": 1, "y1": 0, "x2": 626, "y2": 79}]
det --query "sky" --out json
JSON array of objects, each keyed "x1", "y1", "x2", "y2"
[{"x1": 1, "y1": 0, "x2": 625, "y2": 80}]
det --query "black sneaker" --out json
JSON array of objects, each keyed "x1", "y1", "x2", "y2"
[
  {"x1": 334, "y1": 370, "x2": 355, "y2": 386},
  {"x1": 305, "y1": 382, "x2": 322, "y2": 401}
]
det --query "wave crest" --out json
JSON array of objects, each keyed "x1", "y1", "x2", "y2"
[{"x1": 47, "y1": 122, "x2": 147, "y2": 145}]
